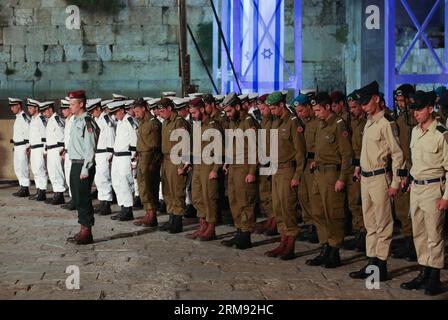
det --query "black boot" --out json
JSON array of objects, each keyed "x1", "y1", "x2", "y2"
[
  {"x1": 169, "y1": 215, "x2": 183, "y2": 234},
  {"x1": 356, "y1": 231, "x2": 366, "y2": 252},
  {"x1": 36, "y1": 189, "x2": 46, "y2": 201},
  {"x1": 29, "y1": 189, "x2": 39, "y2": 200},
  {"x1": 344, "y1": 232, "x2": 359, "y2": 251},
  {"x1": 111, "y1": 206, "x2": 134, "y2": 221},
  {"x1": 407, "y1": 238, "x2": 417, "y2": 262},
  {"x1": 133, "y1": 196, "x2": 143, "y2": 210},
  {"x1": 297, "y1": 225, "x2": 310, "y2": 242},
  {"x1": 377, "y1": 259, "x2": 388, "y2": 282},
  {"x1": 94, "y1": 201, "x2": 104, "y2": 214},
  {"x1": 306, "y1": 244, "x2": 331, "y2": 266},
  {"x1": 234, "y1": 231, "x2": 252, "y2": 250},
  {"x1": 425, "y1": 267, "x2": 443, "y2": 296},
  {"x1": 349, "y1": 257, "x2": 379, "y2": 279},
  {"x1": 392, "y1": 236, "x2": 414, "y2": 260},
  {"x1": 14, "y1": 186, "x2": 30, "y2": 198},
  {"x1": 308, "y1": 225, "x2": 319, "y2": 244},
  {"x1": 324, "y1": 247, "x2": 341, "y2": 269},
  {"x1": 184, "y1": 204, "x2": 197, "y2": 219},
  {"x1": 159, "y1": 215, "x2": 173, "y2": 232},
  {"x1": 51, "y1": 192, "x2": 65, "y2": 205},
  {"x1": 158, "y1": 200, "x2": 167, "y2": 214},
  {"x1": 99, "y1": 201, "x2": 112, "y2": 216},
  {"x1": 61, "y1": 199, "x2": 76, "y2": 211},
  {"x1": 221, "y1": 229, "x2": 241, "y2": 247},
  {"x1": 90, "y1": 189, "x2": 98, "y2": 200},
  {"x1": 401, "y1": 266, "x2": 431, "y2": 290}
]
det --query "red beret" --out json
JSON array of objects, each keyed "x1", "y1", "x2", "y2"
[
  {"x1": 258, "y1": 94, "x2": 269, "y2": 103},
  {"x1": 68, "y1": 90, "x2": 86, "y2": 100},
  {"x1": 330, "y1": 91, "x2": 345, "y2": 103},
  {"x1": 189, "y1": 97, "x2": 204, "y2": 108}
]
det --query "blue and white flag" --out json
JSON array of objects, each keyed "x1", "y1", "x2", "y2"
[{"x1": 240, "y1": 0, "x2": 284, "y2": 93}]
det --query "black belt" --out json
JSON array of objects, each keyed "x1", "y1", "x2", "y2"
[
  {"x1": 10, "y1": 140, "x2": 29, "y2": 146},
  {"x1": 71, "y1": 159, "x2": 85, "y2": 164},
  {"x1": 129, "y1": 146, "x2": 136, "y2": 152},
  {"x1": 96, "y1": 148, "x2": 113, "y2": 154},
  {"x1": 306, "y1": 152, "x2": 315, "y2": 160},
  {"x1": 114, "y1": 152, "x2": 131, "y2": 157},
  {"x1": 31, "y1": 144, "x2": 44, "y2": 149},
  {"x1": 361, "y1": 168, "x2": 390, "y2": 178},
  {"x1": 414, "y1": 177, "x2": 445, "y2": 186},
  {"x1": 47, "y1": 144, "x2": 61, "y2": 150}
]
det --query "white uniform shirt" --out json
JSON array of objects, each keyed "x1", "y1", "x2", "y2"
[
  {"x1": 13, "y1": 111, "x2": 30, "y2": 146},
  {"x1": 113, "y1": 113, "x2": 137, "y2": 157},
  {"x1": 96, "y1": 112, "x2": 116, "y2": 151},
  {"x1": 29, "y1": 113, "x2": 47, "y2": 146},
  {"x1": 46, "y1": 113, "x2": 65, "y2": 148}
]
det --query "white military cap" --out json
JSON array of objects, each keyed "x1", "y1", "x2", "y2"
[
  {"x1": 108, "y1": 100, "x2": 126, "y2": 113},
  {"x1": 86, "y1": 98, "x2": 102, "y2": 112},
  {"x1": 9, "y1": 98, "x2": 23, "y2": 106},
  {"x1": 147, "y1": 98, "x2": 161, "y2": 109},
  {"x1": 247, "y1": 93, "x2": 259, "y2": 103},
  {"x1": 188, "y1": 93, "x2": 204, "y2": 98},
  {"x1": 39, "y1": 101, "x2": 55, "y2": 111},
  {"x1": 101, "y1": 99, "x2": 113, "y2": 109},
  {"x1": 162, "y1": 91, "x2": 177, "y2": 97},
  {"x1": 26, "y1": 98, "x2": 40, "y2": 108},
  {"x1": 172, "y1": 98, "x2": 189, "y2": 110},
  {"x1": 60, "y1": 99, "x2": 70, "y2": 109},
  {"x1": 213, "y1": 95, "x2": 225, "y2": 103},
  {"x1": 112, "y1": 93, "x2": 127, "y2": 101},
  {"x1": 123, "y1": 99, "x2": 136, "y2": 110}
]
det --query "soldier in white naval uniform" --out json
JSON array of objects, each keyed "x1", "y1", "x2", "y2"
[{"x1": 9, "y1": 98, "x2": 30, "y2": 197}]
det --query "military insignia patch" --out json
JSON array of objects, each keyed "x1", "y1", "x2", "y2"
[
  {"x1": 342, "y1": 131, "x2": 349, "y2": 138},
  {"x1": 297, "y1": 126, "x2": 304, "y2": 134}
]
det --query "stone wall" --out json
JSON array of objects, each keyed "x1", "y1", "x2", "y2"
[{"x1": 0, "y1": 0, "x2": 348, "y2": 101}]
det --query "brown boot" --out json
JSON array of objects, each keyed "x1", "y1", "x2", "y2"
[
  {"x1": 186, "y1": 218, "x2": 207, "y2": 240},
  {"x1": 199, "y1": 222, "x2": 216, "y2": 241},
  {"x1": 265, "y1": 217, "x2": 279, "y2": 236},
  {"x1": 255, "y1": 217, "x2": 273, "y2": 234},
  {"x1": 67, "y1": 226, "x2": 82, "y2": 243},
  {"x1": 134, "y1": 209, "x2": 158, "y2": 227},
  {"x1": 279, "y1": 236, "x2": 296, "y2": 260},
  {"x1": 264, "y1": 235, "x2": 287, "y2": 257},
  {"x1": 76, "y1": 225, "x2": 94, "y2": 245}
]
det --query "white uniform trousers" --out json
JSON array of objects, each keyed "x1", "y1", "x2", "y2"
[
  {"x1": 13, "y1": 145, "x2": 30, "y2": 187},
  {"x1": 47, "y1": 148, "x2": 66, "y2": 193},
  {"x1": 94, "y1": 153, "x2": 114, "y2": 202},
  {"x1": 111, "y1": 156, "x2": 134, "y2": 208},
  {"x1": 30, "y1": 147, "x2": 47, "y2": 190}
]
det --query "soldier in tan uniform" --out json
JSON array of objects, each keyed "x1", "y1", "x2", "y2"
[
  {"x1": 401, "y1": 91, "x2": 448, "y2": 295},
  {"x1": 254, "y1": 93, "x2": 277, "y2": 236},
  {"x1": 157, "y1": 98, "x2": 191, "y2": 234},
  {"x1": 392, "y1": 84, "x2": 417, "y2": 261},
  {"x1": 349, "y1": 81, "x2": 404, "y2": 282},
  {"x1": 132, "y1": 98, "x2": 163, "y2": 228},
  {"x1": 400, "y1": 91, "x2": 446, "y2": 296},
  {"x1": 305, "y1": 92, "x2": 353, "y2": 268},
  {"x1": 331, "y1": 91, "x2": 351, "y2": 125},
  {"x1": 262, "y1": 92, "x2": 306, "y2": 260},
  {"x1": 221, "y1": 93, "x2": 259, "y2": 250},
  {"x1": 186, "y1": 97, "x2": 223, "y2": 241},
  {"x1": 293, "y1": 94, "x2": 321, "y2": 244},
  {"x1": 345, "y1": 91, "x2": 367, "y2": 252}
]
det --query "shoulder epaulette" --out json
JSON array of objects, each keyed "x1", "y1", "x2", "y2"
[
  {"x1": 436, "y1": 124, "x2": 447, "y2": 134},
  {"x1": 85, "y1": 116, "x2": 94, "y2": 131},
  {"x1": 39, "y1": 114, "x2": 47, "y2": 126},
  {"x1": 127, "y1": 117, "x2": 138, "y2": 130},
  {"x1": 384, "y1": 113, "x2": 395, "y2": 122},
  {"x1": 104, "y1": 114, "x2": 111, "y2": 126},
  {"x1": 22, "y1": 113, "x2": 30, "y2": 124},
  {"x1": 55, "y1": 115, "x2": 65, "y2": 128}
]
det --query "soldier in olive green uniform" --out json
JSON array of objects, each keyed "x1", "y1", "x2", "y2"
[
  {"x1": 400, "y1": 91, "x2": 446, "y2": 296},
  {"x1": 349, "y1": 81, "x2": 404, "y2": 282},
  {"x1": 264, "y1": 91, "x2": 306, "y2": 260},
  {"x1": 186, "y1": 97, "x2": 223, "y2": 241},
  {"x1": 157, "y1": 98, "x2": 191, "y2": 234},
  {"x1": 294, "y1": 94, "x2": 321, "y2": 244},
  {"x1": 392, "y1": 84, "x2": 417, "y2": 261},
  {"x1": 331, "y1": 91, "x2": 351, "y2": 125},
  {"x1": 132, "y1": 98, "x2": 163, "y2": 228},
  {"x1": 254, "y1": 93, "x2": 277, "y2": 236},
  {"x1": 345, "y1": 91, "x2": 367, "y2": 252},
  {"x1": 306, "y1": 92, "x2": 353, "y2": 268},
  {"x1": 221, "y1": 93, "x2": 259, "y2": 250}
]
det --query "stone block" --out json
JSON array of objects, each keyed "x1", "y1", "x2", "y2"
[
  {"x1": 13, "y1": 9, "x2": 34, "y2": 26},
  {"x1": 3, "y1": 27, "x2": 27, "y2": 45},
  {"x1": 114, "y1": 25, "x2": 143, "y2": 45},
  {"x1": 112, "y1": 45, "x2": 149, "y2": 62},
  {"x1": 63, "y1": 45, "x2": 84, "y2": 61},
  {"x1": 96, "y1": 45, "x2": 112, "y2": 61},
  {"x1": 0, "y1": 45, "x2": 11, "y2": 62},
  {"x1": 11, "y1": 45, "x2": 26, "y2": 62}
]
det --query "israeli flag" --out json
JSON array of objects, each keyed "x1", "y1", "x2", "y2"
[{"x1": 241, "y1": 0, "x2": 284, "y2": 94}]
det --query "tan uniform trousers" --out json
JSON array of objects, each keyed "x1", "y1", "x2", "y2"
[
  {"x1": 192, "y1": 165, "x2": 218, "y2": 224},
  {"x1": 410, "y1": 182, "x2": 446, "y2": 269},
  {"x1": 259, "y1": 175, "x2": 273, "y2": 218},
  {"x1": 298, "y1": 162, "x2": 319, "y2": 225},
  {"x1": 227, "y1": 165, "x2": 257, "y2": 232},
  {"x1": 312, "y1": 168, "x2": 345, "y2": 248},
  {"x1": 394, "y1": 191, "x2": 413, "y2": 236},
  {"x1": 272, "y1": 166, "x2": 300, "y2": 237},
  {"x1": 161, "y1": 158, "x2": 187, "y2": 216},
  {"x1": 347, "y1": 170, "x2": 364, "y2": 231},
  {"x1": 137, "y1": 153, "x2": 161, "y2": 211},
  {"x1": 361, "y1": 174, "x2": 394, "y2": 261}
]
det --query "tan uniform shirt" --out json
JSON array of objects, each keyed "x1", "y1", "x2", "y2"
[
  {"x1": 193, "y1": 117, "x2": 222, "y2": 174},
  {"x1": 351, "y1": 115, "x2": 367, "y2": 165},
  {"x1": 137, "y1": 112, "x2": 162, "y2": 161},
  {"x1": 272, "y1": 111, "x2": 307, "y2": 181},
  {"x1": 410, "y1": 120, "x2": 448, "y2": 200},
  {"x1": 228, "y1": 111, "x2": 259, "y2": 176},
  {"x1": 162, "y1": 112, "x2": 190, "y2": 169},
  {"x1": 360, "y1": 110, "x2": 404, "y2": 189},
  {"x1": 396, "y1": 111, "x2": 417, "y2": 169},
  {"x1": 315, "y1": 113, "x2": 353, "y2": 183},
  {"x1": 301, "y1": 115, "x2": 319, "y2": 160}
]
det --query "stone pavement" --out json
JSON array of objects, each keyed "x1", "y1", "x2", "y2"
[{"x1": 0, "y1": 184, "x2": 447, "y2": 300}]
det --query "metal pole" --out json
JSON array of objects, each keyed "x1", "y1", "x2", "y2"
[{"x1": 178, "y1": 0, "x2": 190, "y2": 97}]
